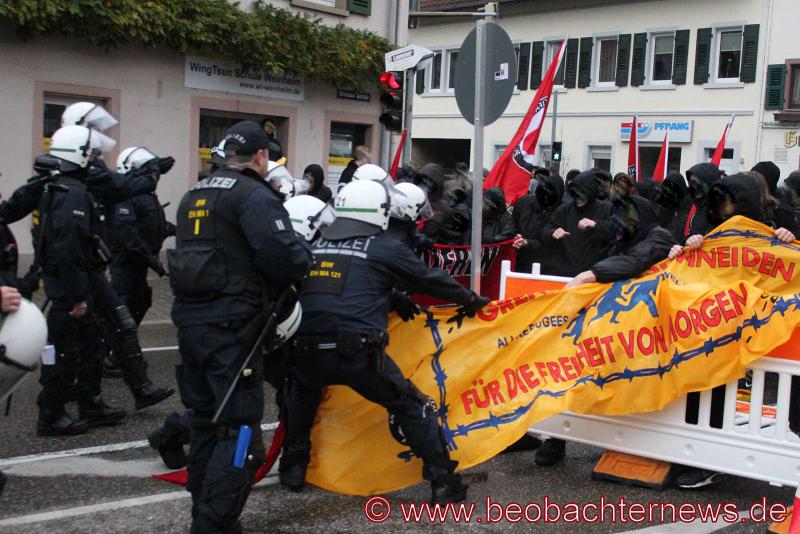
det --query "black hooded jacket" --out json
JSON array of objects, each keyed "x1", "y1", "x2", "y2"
[
  {"x1": 420, "y1": 163, "x2": 457, "y2": 243},
  {"x1": 542, "y1": 171, "x2": 614, "y2": 277},
  {"x1": 654, "y1": 171, "x2": 694, "y2": 243},
  {"x1": 590, "y1": 196, "x2": 674, "y2": 283},
  {"x1": 304, "y1": 164, "x2": 332, "y2": 203},
  {"x1": 512, "y1": 174, "x2": 565, "y2": 274},
  {"x1": 752, "y1": 161, "x2": 800, "y2": 236},
  {"x1": 480, "y1": 187, "x2": 515, "y2": 244},
  {"x1": 685, "y1": 163, "x2": 722, "y2": 238},
  {"x1": 707, "y1": 173, "x2": 763, "y2": 228},
  {"x1": 782, "y1": 171, "x2": 800, "y2": 221}
]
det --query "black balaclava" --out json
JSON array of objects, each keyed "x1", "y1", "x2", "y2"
[
  {"x1": 653, "y1": 171, "x2": 688, "y2": 210},
  {"x1": 610, "y1": 197, "x2": 640, "y2": 242}
]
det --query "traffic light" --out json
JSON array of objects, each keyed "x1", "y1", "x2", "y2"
[
  {"x1": 379, "y1": 71, "x2": 405, "y2": 132},
  {"x1": 551, "y1": 141, "x2": 563, "y2": 163}
]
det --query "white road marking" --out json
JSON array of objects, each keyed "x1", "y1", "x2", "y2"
[
  {"x1": 619, "y1": 511, "x2": 750, "y2": 533},
  {"x1": 0, "y1": 476, "x2": 278, "y2": 527},
  {"x1": 0, "y1": 422, "x2": 279, "y2": 467},
  {"x1": 142, "y1": 345, "x2": 179, "y2": 353}
]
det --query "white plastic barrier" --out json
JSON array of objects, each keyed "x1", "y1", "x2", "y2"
[{"x1": 499, "y1": 260, "x2": 800, "y2": 490}]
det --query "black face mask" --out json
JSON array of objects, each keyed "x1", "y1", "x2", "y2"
[
  {"x1": 653, "y1": 181, "x2": 680, "y2": 210},
  {"x1": 535, "y1": 181, "x2": 558, "y2": 208},
  {"x1": 611, "y1": 200, "x2": 641, "y2": 242},
  {"x1": 688, "y1": 176, "x2": 710, "y2": 201},
  {"x1": 707, "y1": 184, "x2": 735, "y2": 224},
  {"x1": 568, "y1": 185, "x2": 590, "y2": 207},
  {"x1": 416, "y1": 174, "x2": 441, "y2": 200},
  {"x1": 594, "y1": 178, "x2": 611, "y2": 200}
]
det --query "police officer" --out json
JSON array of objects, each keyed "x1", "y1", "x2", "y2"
[
  {"x1": 281, "y1": 178, "x2": 490, "y2": 504},
  {"x1": 34, "y1": 125, "x2": 128, "y2": 435},
  {"x1": 169, "y1": 120, "x2": 313, "y2": 533},
  {"x1": 110, "y1": 147, "x2": 176, "y2": 326}
]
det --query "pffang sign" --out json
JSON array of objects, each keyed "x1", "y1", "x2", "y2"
[
  {"x1": 621, "y1": 120, "x2": 694, "y2": 143},
  {"x1": 336, "y1": 89, "x2": 371, "y2": 103}
]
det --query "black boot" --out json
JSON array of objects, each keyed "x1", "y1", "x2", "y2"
[
  {"x1": 0, "y1": 470, "x2": 6, "y2": 496},
  {"x1": 79, "y1": 397, "x2": 127, "y2": 427},
  {"x1": 534, "y1": 438, "x2": 566, "y2": 467},
  {"x1": 37, "y1": 412, "x2": 90, "y2": 437},
  {"x1": 503, "y1": 434, "x2": 542, "y2": 453},
  {"x1": 148, "y1": 412, "x2": 190, "y2": 469},
  {"x1": 134, "y1": 381, "x2": 175, "y2": 410},
  {"x1": 431, "y1": 473, "x2": 468, "y2": 504},
  {"x1": 278, "y1": 463, "x2": 307, "y2": 492}
]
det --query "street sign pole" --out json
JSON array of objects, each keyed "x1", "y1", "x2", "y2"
[
  {"x1": 550, "y1": 89, "x2": 559, "y2": 174},
  {"x1": 403, "y1": 70, "x2": 415, "y2": 168},
  {"x1": 470, "y1": 19, "x2": 486, "y2": 293}
]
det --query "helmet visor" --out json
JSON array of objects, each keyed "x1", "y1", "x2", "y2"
[
  {"x1": 314, "y1": 204, "x2": 336, "y2": 232},
  {"x1": 384, "y1": 180, "x2": 410, "y2": 220},
  {"x1": 266, "y1": 165, "x2": 293, "y2": 184},
  {"x1": 83, "y1": 106, "x2": 118, "y2": 132},
  {"x1": 91, "y1": 131, "x2": 117, "y2": 154}
]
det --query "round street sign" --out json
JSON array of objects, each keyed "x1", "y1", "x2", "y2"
[{"x1": 454, "y1": 22, "x2": 517, "y2": 126}]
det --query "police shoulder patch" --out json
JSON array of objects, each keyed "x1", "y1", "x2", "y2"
[
  {"x1": 72, "y1": 209, "x2": 86, "y2": 218},
  {"x1": 117, "y1": 207, "x2": 131, "y2": 215},
  {"x1": 272, "y1": 219, "x2": 287, "y2": 232}
]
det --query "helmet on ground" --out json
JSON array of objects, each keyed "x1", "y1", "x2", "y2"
[
  {"x1": 394, "y1": 182, "x2": 434, "y2": 221},
  {"x1": 49, "y1": 125, "x2": 103, "y2": 170},
  {"x1": 284, "y1": 196, "x2": 336, "y2": 242},
  {"x1": 116, "y1": 147, "x2": 158, "y2": 174},
  {"x1": 323, "y1": 179, "x2": 407, "y2": 240},
  {"x1": 0, "y1": 300, "x2": 48, "y2": 404}
]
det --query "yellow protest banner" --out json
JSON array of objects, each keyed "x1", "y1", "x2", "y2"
[{"x1": 306, "y1": 217, "x2": 800, "y2": 496}]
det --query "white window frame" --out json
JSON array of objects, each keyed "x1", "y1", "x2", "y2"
[
  {"x1": 711, "y1": 23, "x2": 745, "y2": 84},
  {"x1": 697, "y1": 139, "x2": 741, "y2": 176},
  {"x1": 445, "y1": 49, "x2": 460, "y2": 92},
  {"x1": 593, "y1": 34, "x2": 620, "y2": 88},
  {"x1": 645, "y1": 29, "x2": 677, "y2": 86},
  {"x1": 291, "y1": 0, "x2": 348, "y2": 16},
  {"x1": 493, "y1": 144, "x2": 508, "y2": 165},
  {"x1": 544, "y1": 36, "x2": 567, "y2": 89},
  {"x1": 421, "y1": 46, "x2": 459, "y2": 96},
  {"x1": 584, "y1": 142, "x2": 615, "y2": 171},
  {"x1": 538, "y1": 143, "x2": 552, "y2": 168}
]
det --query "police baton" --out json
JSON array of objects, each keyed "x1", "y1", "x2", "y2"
[{"x1": 211, "y1": 288, "x2": 294, "y2": 424}]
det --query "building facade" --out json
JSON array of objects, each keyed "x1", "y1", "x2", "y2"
[
  {"x1": 410, "y1": 0, "x2": 800, "y2": 182},
  {"x1": 0, "y1": 0, "x2": 406, "y2": 255}
]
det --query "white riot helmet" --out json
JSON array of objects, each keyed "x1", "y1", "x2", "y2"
[
  {"x1": 266, "y1": 161, "x2": 308, "y2": 198},
  {"x1": 49, "y1": 125, "x2": 102, "y2": 170},
  {"x1": 116, "y1": 146, "x2": 158, "y2": 174},
  {"x1": 0, "y1": 300, "x2": 48, "y2": 404},
  {"x1": 284, "y1": 196, "x2": 336, "y2": 242},
  {"x1": 394, "y1": 182, "x2": 434, "y2": 221},
  {"x1": 353, "y1": 163, "x2": 390, "y2": 183},
  {"x1": 323, "y1": 180, "x2": 407, "y2": 239},
  {"x1": 61, "y1": 102, "x2": 118, "y2": 152},
  {"x1": 271, "y1": 301, "x2": 302, "y2": 350}
]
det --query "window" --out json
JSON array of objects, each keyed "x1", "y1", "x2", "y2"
[
  {"x1": 430, "y1": 52, "x2": 442, "y2": 91},
  {"x1": 447, "y1": 50, "x2": 459, "y2": 90},
  {"x1": 539, "y1": 144, "x2": 552, "y2": 169},
  {"x1": 790, "y1": 64, "x2": 800, "y2": 109},
  {"x1": 640, "y1": 146, "x2": 681, "y2": 178},
  {"x1": 587, "y1": 145, "x2": 612, "y2": 171},
  {"x1": 650, "y1": 33, "x2": 675, "y2": 82},
  {"x1": 594, "y1": 37, "x2": 618, "y2": 86},
  {"x1": 494, "y1": 144, "x2": 508, "y2": 164},
  {"x1": 547, "y1": 41, "x2": 566, "y2": 86},
  {"x1": 716, "y1": 28, "x2": 743, "y2": 80}
]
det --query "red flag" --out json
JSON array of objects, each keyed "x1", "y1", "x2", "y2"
[
  {"x1": 627, "y1": 114, "x2": 640, "y2": 181},
  {"x1": 484, "y1": 41, "x2": 566, "y2": 204},
  {"x1": 652, "y1": 130, "x2": 669, "y2": 182},
  {"x1": 389, "y1": 129, "x2": 408, "y2": 180},
  {"x1": 711, "y1": 115, "x2": 735, "y2": 167}
]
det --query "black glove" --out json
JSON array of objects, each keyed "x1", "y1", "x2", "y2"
[
  {"x1": 390, "y1": 290, "x2": 421, "y2": 322},
  {"x1": 458, "y1": 292, "x2": 491, "y2": 318},
  {"x1": 147, "y1": 256, "x2": 167, "y2": 277},
  {"x1": 158, "y1": 156, "x2": 175, "y2": 175},
  {"x1": 412, "y1": 233, "x2": 434, "y2": 254},
  {"x1": 165, "y1": 221, "x2": 177, "y2": 238}
]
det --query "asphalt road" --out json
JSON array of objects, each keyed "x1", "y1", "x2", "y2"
[{"x1": 0, "y1": 278, "x2": 795, "y2": 533}]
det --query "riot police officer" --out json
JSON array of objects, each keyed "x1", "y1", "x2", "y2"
[
  {"x1": 281, "y1": 179, "x2": 490, "y2": 504},
  {"x1": 110, "y1": 147, "x2": 176, "y2": 326},
  {"x1": 169, "y1": 120, "x2": 313, "y2": 533},
  {"x1": 35, "y1": 125, "x2": 128, "y2": 435}
]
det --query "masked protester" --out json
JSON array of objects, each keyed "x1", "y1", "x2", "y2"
[
  {"x1": 418, "y1": 163, "x2": 454, "y2": 243},
  {"x1": 303, "y1": 164, "x2": 332, "y2": 204},
  {"x1": 565, "y1": 196, "x2": 674, "y2": 288},
  {"x1": 781, "y1": 170, "x2": 800, "y2": 221},
  {"x1": 593, "y1": 169, "x2": 613, "y2": 201},
  {"x1": 684, "y1": 163, "x2": 723, "y2": 237},
  {"x1": 479, "y1": 187, "x2": 515, "y2": 244},
  {"x1": 512, "y1": 174, "x2": 566, "y2": 274},
  {"x1": 439, "y1": 180, "x2": 471, "y2": 245},
  {"x1": 541, "y1": 170, "x2": 614, "y2": 277},
  {"x1": 751, "y1": 161, "x2": 800, "y2": 238},
  {"x1": 653, "y1": 171, "x2": 694, "y2": 243},
  {"x1": 564, "y1": 169, "x2": 580, "y2": 202}
]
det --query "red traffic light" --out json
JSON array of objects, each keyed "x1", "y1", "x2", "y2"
[{"x1": 380, "y1": 71, "x2": 402, "y2": 90}]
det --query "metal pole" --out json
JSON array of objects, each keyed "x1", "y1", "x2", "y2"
[
  {"x1": 403, "y1": 70, "x2": 415, "y2": 168},
  {"x1": 470, "y1": 19, "x2": 486, "y2": 293},
  {"x1": 550, "y1": 89, "x2": 559, "y2": 175}
]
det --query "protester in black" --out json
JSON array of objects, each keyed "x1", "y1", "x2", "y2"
[{"x1": 512, "y1": 174, "x2": 565, "y2": 274}]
